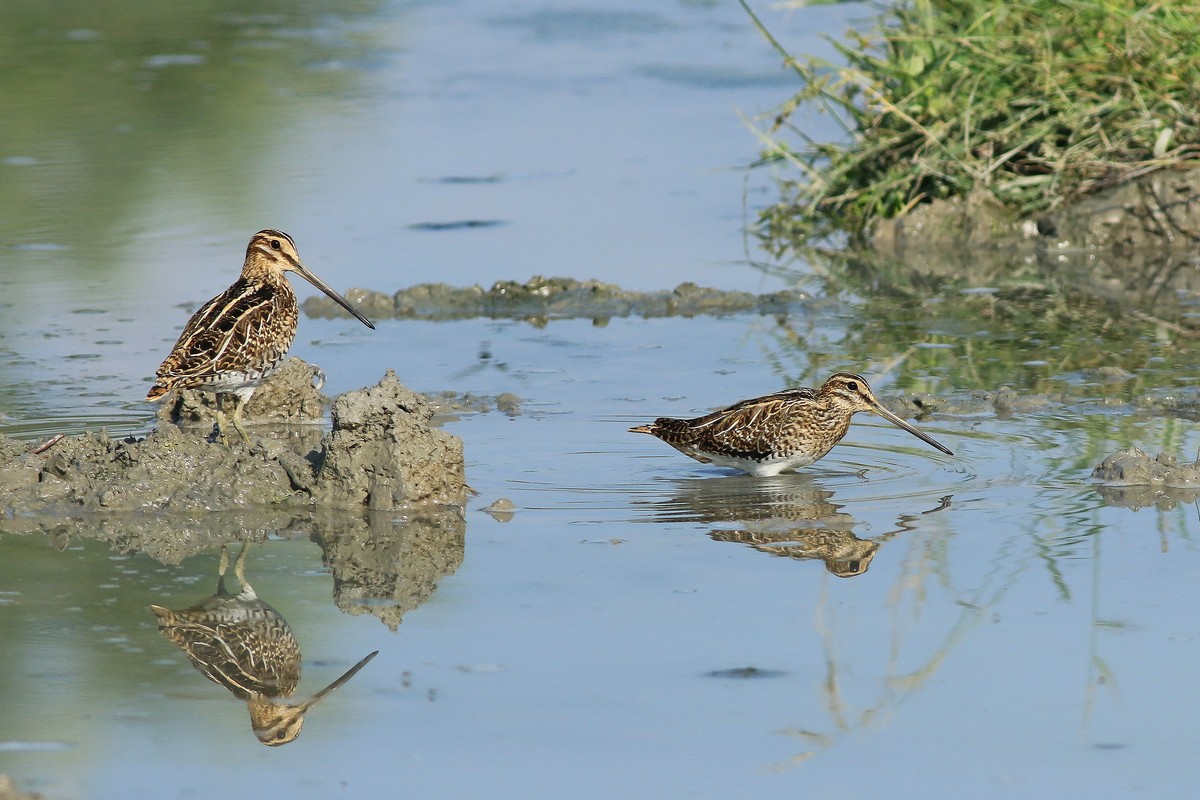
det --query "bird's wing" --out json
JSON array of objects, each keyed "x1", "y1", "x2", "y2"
[
  {"x1": 153, "y1": 279, "x2": 283, "y2": 387},
  {"x1": 667, "y1": 389, "x2": 811, "y2": 460}
]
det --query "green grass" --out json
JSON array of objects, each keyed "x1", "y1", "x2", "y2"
[{"x1": 749, "y1": 0, "x2": 1200, "y2": 248}]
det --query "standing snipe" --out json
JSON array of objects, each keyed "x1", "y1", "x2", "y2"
[
  {"x1": 150, "y1": 543, "x2": 378, "y2": 746},
  {"x1": 146, "y1": 229, "x2": 375, "y2": 445},
  {"x1": 629, "y1": 372, "x2": 952, "y2": 477}
]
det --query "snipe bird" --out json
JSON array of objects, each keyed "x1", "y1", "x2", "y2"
[
  {"x1": 629, "y1": 372, "x2": 952, "y2": 477},
  {"x1": 146, "y1": 229, "x2": 375, "y2": 445},
  {"x1": 150, "y1": 543, "x2": 378, "y2": 746}
]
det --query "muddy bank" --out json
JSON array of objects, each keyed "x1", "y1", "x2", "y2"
[
  {"x1": 1, "y1": 368, "x2": 466, "y2": 517},
  {"x1": 871, "y1": 168, "x2": 1200, "y2": 256},
  {"x1": 888, "y1": 380, "x2": 1200, "y2": 423},
  {"x1": 855, "y1": 168, "x2": 1200, "y2": 327},
  {"x1": 304, "y1": 276, "x2": 817, "y2": 323}
]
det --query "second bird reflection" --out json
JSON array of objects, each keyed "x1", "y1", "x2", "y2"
[
  {"x1": 150, "y1": 542, "x2": 378, "y2": 746},
  {"x1": 709, "y1": 528, "x2": 883, "y2": 578},
  {"x1": 640, "y1": 476, "x2": 951, "y2": 578}
]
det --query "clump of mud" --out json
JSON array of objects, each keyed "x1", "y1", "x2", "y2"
[
  {"x1": 1, "y1": 425, "x2": 304, "y2": 514},
  {"x1": 0, "y1": 368, "x2": 466, "y2": 517},
  {"x1": 1091, "y1": 446, "x2": 1200, "y2": 510},
  {"x1": 304, "y1": 275, "x2": 813, "y2": 323},
  {"x1": 315, "y1": 370, "x2": 464, "y2": 510}
]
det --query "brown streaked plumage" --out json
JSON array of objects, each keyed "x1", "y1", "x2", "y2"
[
  {"x1": 629, "y1": 372, "x2": 953, "y2": 477},
  {"x1": 709, "y1": 528, "x2": 882, "y2": 578},
  {"x1": 150, "y1": 543, "x2": 378, "y2": 747},
  {"x1": 146, "y1": 229, "x2": 374, "y2": 445}
]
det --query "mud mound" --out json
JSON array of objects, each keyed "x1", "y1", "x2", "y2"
[
  {"x1": 2, "y1": 424, "x2": 302, "y2": 514},
  {"x1": 0, "y1": 370, "x2": 466, "y2": 516},
  {"x1": 315, "y1": 370, "x2": 465, "y2": 509}
]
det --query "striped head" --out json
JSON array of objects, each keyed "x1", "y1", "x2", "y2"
[
  {"x1": 249, "y1": 650, "x2": 379, "y2": 747},
  {"x1": 242, "y1": 229, "x2": 375, "y2": 330},
  {"x1": 242, "y1": 229, "x2": 301, "y2": 279},
  {"x1": 819, "y1": 372, "x2": 953, "y2": 456}
]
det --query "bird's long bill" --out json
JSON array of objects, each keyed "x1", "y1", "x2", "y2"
[
  {"x1": 294, "y1": 650, "x2": 379, "y2": 713},
  {"x1": 293, "y1": 262, "x2": 376, "y2": 330},
  {"x1": 867, "y1": 401, "x2": 954, "y2": 456}
]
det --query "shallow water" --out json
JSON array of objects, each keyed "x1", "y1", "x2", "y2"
[{"x1": 4, "y1": 1, "x2": 1200, "y2": 799}]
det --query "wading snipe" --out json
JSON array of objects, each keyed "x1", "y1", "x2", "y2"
[
  {"x1": 629, "y1": 372, "x2": 952, "y2": 477},
  {"x1": 146, "y1": 229, "x2": 375, "y2": 445},
  {"x1": 150, "y1": 543, "x2": 378, "y2": 746}
]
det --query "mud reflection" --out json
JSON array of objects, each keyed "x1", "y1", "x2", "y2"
[
  {"x1": 311, "y1": 509, "x2": 465, "y2": 630},
  {"x1": 150, "y1": 543, "x2": 377, "y2": 746},
  {"x1": 2, "y1": 510, "x2": 314, "y2": 564},
  {"x1": 639, "y1": 476, "x2": 951, "y2": 577},
  {"x1": 2, "y1": 502, "x2": 466, "y2": 629}
]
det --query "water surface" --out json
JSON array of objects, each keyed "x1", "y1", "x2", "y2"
[{"x1": 3, "y1": 2, "x2": 1200, "y2": 799}]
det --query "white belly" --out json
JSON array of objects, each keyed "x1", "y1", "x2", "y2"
[{"x1": 702, "y1": 450, "x2": 820, "y2": 477}]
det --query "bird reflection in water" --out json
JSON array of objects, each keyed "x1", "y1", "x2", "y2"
[
  {"x1": 150, "y1": 542, "x2": 378, "y2": 746},
  {"x1": 709, "y1": 528, "x2": 883, "y2": 578},
  {"x1": 709, "y1": 496, "x2": 953, "y2": 578}
]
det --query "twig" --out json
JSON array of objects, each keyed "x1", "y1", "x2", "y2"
[{"x1": 31, "y1": 434, "x2": 65, "y2": 455}]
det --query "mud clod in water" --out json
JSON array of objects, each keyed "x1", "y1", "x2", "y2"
[
  {"x1": 1091, "y1": 446, "x2": 1200, "y2": 510},
  {"x1": 481, "y1": 497, "x2": 517, "y2": 522},
  {"x1": 305, "y1": 275, "x2": 812, "y2": 323},
  {"x1": 495, "y1": 392, "x2": 522, "y2": 416}
]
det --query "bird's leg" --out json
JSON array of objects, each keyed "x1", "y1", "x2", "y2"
[
  {"x1": 230, "y1": 390, "x2": 254, "y2": 447},
  {"x1": 232, "y1": 540, "x2": 256, "y2": 599},
  {"x1": 213, "y1": 394, "x2": 231, "y2": 445},
  {"x1": 216, "y1": 543, "x2": 231, "y2": 595}
]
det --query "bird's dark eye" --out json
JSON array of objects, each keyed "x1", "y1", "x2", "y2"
[
  {"x1": 270, "y1": 239, "x2": 282, "y2": 250},
  {"x1": 847, "y1": 381, "x2": 858, "y2": 391}
]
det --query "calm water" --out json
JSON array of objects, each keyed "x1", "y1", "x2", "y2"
[{"x1": 3, "y1": 2, "x2": 1200, "y2": 799}]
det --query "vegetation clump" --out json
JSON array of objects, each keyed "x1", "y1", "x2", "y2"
[{"x1": 749, "y1": 0, "x2": 1200, "y2": 248}]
